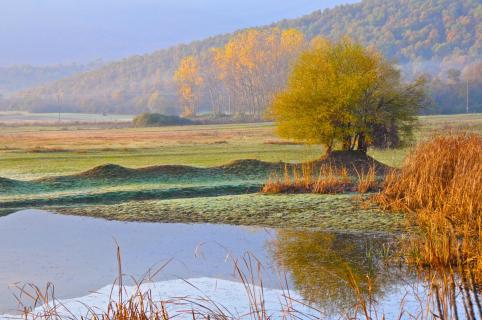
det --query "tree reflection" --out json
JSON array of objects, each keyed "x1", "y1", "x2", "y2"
[{"x1": 269, "y1": 229, "x2": 397, "y2": 314}]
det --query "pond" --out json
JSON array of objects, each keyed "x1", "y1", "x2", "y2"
[{"x1": 0, "y1": 210, "x2": 444, "y2": 318}]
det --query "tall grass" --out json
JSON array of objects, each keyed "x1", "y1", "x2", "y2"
[
  {"x1": 374, "y1": 133, "x2": 482, "y2": 283},
  {"x1": 262, "y1": 162, "x2": 379, "y2": 194}
]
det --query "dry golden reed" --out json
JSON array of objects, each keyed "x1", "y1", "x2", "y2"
[
  {"x1": 374, "y1": 133, "x2": 482, "y2": 282},
  {"x1": 354, "y1": 164, "x2": 377, "y2": 194},
  {"x1": 262, "y1": 163, "x2": 355, "y2": 194},
  {"x1": 262, "y1": 162, "x2": 379, "y2": 194}
]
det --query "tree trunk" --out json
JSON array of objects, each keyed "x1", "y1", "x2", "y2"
[
  {"x1": 357, "y1": 133, "x2": 368, "y2": 153},
  {"x1": 326, "y1": 142, "x2": 333, "y2": 156}
]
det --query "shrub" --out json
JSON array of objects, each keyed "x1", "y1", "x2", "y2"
[{"x1": 132, "y1": 113, "x2": 195, "y2": 127}]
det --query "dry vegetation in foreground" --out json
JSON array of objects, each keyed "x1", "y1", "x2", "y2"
[
  {"x1": 262, "y1": 161, "x2": 379, "y2": 195},
  {"x1": 374, "y1": 133, "x2": 482, "y2": 283}
]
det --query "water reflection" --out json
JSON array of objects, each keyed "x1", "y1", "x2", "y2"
[
  {"x1": 269, "y1": 229, "x2": 402, "y2": 314},
  {"x1": 3, "y1": 210, "x2": 476, "y2": 318}
]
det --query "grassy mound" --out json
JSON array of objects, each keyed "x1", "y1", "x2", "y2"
[
  {"x1": 0, "y1": 155, "x2": 392, "y2": 211},
  {"x1": 3, "y1": 153, "x2": 388, "y2": 186},
  {"x1": 0, "y1": 177, "x2": 20, "y2": 188},
  {"x1": 374, "y1": 133, "x2": 482, "y2": 282},
  {"x1": 75, "y1": 163, "x2": 206, "y2": 179},
  {"x1": 75, "y1": 164, "x2": 137, "y2": 178},
  {"x1": 313, "y1": 150, "x2": 390, "y2": 175},
  {"x1": 218, "y1": 159, "x2": 280, "y2": 175}
]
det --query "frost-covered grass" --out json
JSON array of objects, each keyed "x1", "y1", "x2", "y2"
[{"x1": 42, "y1": 194, "x2": 404, "y2": 232}]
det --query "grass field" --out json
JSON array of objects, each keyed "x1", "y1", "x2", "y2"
[
  {"x1": 1, "y1": 114, "x2": 481, "y2": 179},
  {"x1": 0, "y1": 113, "x2": 480, "y2": 232},
  {"x1": 0, "y1": 122, "x2": 320, "y2": 179}
]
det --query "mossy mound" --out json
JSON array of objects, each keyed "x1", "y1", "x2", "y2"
[
  {"x1": 136, "y1": 165, "x2": 205, "y2": 176},
  {"x1": 75, "y1": 164, "x2": 136, "y2": 178},
  {"x1": 78, "y1": 163, "x2": 206, "y2": 179},
  {"x1": 33, "y1": 159, "x2": 277, "y2": 183},
  {"x1": 0, "y1": 177, "x2": 20, "y2": 188},
  {"x1": 218, "y1": 159, "x2": 279, "y2": 175}
]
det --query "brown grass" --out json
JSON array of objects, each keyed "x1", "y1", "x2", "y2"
[
  {"x1": 374, "y1": 133, "x2": 482, "y2": 283},
  {"x1": 354, "y1": 164, "x2": 378, "y2": 194},
  {"x1": 262, "y1": 163, "x2": 354, "y2": 194},
  {"x1": 262, "y1": 162, "x2": 381, "y2": 195},
  {"x1": 0, "y1": 124, "x2": 274, "y2": 151}
]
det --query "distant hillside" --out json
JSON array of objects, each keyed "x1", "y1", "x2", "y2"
[
  {"x1": 0, "y1": 62, "x2": 102, "y2": 96},
  {"x1": 276, "y1": 0, "x2": 480, "y2": 63},
  {"x1": 4, "y1": 0, "x2": 481, "y2": 115}
]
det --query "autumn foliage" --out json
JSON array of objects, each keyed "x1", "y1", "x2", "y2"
[
  {"x1": 270, "y1": 38, "x2": 426, "y2": 153},
  {"x1": 174, "y1": 56, "x2": 204, "y2": 117},
  {"x1": 174, "y1": 28, "x2": 306, "y2": 117}
]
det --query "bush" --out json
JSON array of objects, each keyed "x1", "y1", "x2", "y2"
[{"x1": 132, "y1": 113, "x2": 195, "y2": 127}]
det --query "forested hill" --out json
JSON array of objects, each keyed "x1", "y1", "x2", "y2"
[
  {"x1": 275, "y1": 0, "x2": 480, "y2": 63},
  {"x1": 4, "y1": 0, "x2": 481, "y2": 114},
  {"x1": 0, "y1": 62, "x2": 103, "y2": 96}
]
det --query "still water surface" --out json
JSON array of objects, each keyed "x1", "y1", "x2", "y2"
[{"x1": 0, "y1": 210, "x2": 425, "y2": 317}]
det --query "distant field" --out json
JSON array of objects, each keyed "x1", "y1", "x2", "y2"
[
  {"x1": 0, "y1": 111, "x2": 133, "y2": 124},
  {"x1": 0, "y1": 113, "x2": 481, "y2": 179}
]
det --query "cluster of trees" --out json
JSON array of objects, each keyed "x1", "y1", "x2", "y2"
[
  {"x1": 426, "y1": 62, "x2": 482, "y2": 114},
  {"x1": 132, "y1": 113, "x2": 195, "y2": 127},
  {"x1": 271, "y1": 38, "x2": 426, "y2": 152},
  {"x1": 174, "y1": 28, "x2": 305, "y2": 117},
  {"x1": 0, "y1": 0, "x2": 479, "y2": 115}
]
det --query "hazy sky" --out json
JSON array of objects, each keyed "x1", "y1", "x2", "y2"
[{"x1": 0, "y1": 0, "x2": 358, "y2": 66}]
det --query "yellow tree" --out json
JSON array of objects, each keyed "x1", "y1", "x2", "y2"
[
  {"x1": 271, "y1": 37, "x2": 426, "y2": 153},
  {"x1": 212, "y1": 28, "x2": 305, "y2": 117},
  {"x1": 199, "y1": 48, "x2": 231, "y2": 115},
  {"x1": 174, "y1": 56, "x2": 203, "y2": 117}
]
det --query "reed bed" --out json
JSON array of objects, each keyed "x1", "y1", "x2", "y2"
[
  {"x1": 374, "y1": 133, "x2": 482, "y2": 283},
  {"x1": 262, "y1": 162, "x2": 379, "y2": 194}
]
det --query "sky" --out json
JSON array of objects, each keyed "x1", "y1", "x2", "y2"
[{"x1": 0, "y1": 0, "x2": 358, "y2": 66}]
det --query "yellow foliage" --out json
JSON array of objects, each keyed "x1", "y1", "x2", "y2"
[
  {"x1": 271, "y1": 38, "x2": 425, "y2": 152},
  {"x1": 174, "y1": 56, "x2": 203, "y2": 117},
  {"x1": 211, "y1": 28, "x2": 306, "y2": 115}
]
